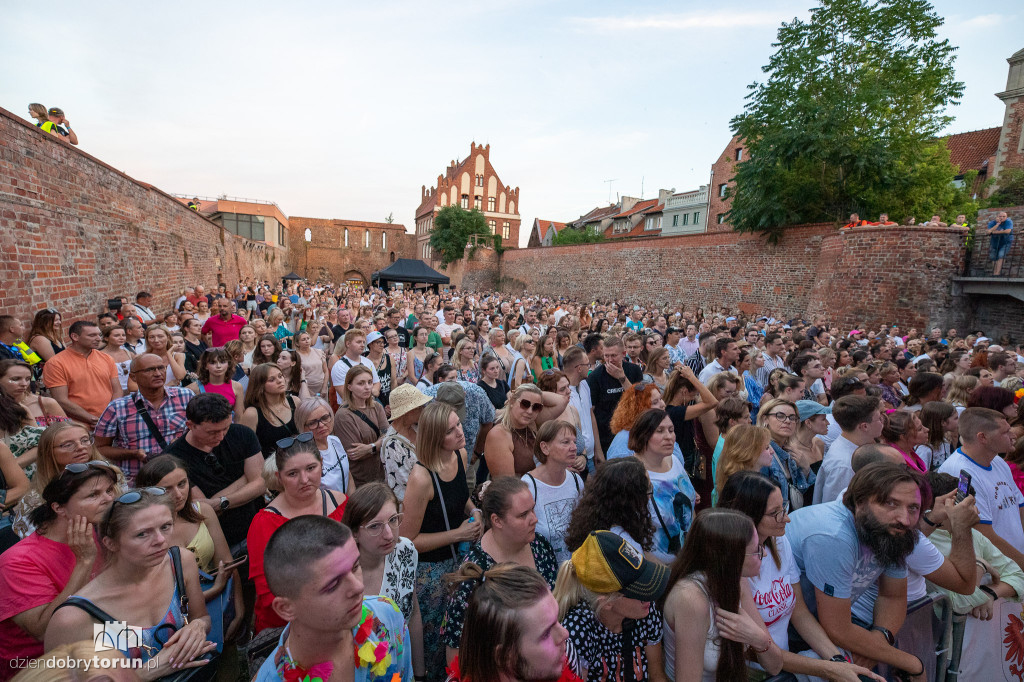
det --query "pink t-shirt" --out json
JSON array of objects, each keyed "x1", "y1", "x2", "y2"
[
  {"x1": 0, "y1": 533, "x2": 91, "y2": 679},
  {"x1": 201, "y1": 314, "x2": 247, "y2": 347}
]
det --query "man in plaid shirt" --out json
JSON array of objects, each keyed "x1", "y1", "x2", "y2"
[{"x1": 94, "y1": 353, "x2": 192, "y2": 481}]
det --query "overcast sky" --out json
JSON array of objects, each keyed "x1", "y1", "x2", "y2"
[{"x1": 3, "y1": 0, "x2": 1018, "y2": 246}]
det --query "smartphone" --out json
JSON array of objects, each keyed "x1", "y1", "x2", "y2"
[
  {"x1": 956, "y1": 469, "x2": 972, "y2": 503},
  {"x1": 207, "y1": 555, "x2": 248, "y2": 576}
]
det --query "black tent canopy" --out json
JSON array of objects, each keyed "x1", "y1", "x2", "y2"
[
  {"x1": 371, "y1": 259, "x2": 450, "y2": 288},
  {"x1": 281, "y1": 271, "x2": 303, "y2": 281}
]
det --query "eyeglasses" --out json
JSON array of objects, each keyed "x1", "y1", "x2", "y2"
[
  {"x1": 518, "y1": 398, "x2": 543, "y2": 413},
  {"x1": 767, "y1": 502, "x2": 790, "y2": 523},
  {"x1": 747, "y1": 545, "x2": 766, "y2": 560},
  {"x1": 56, "y1": 435, "x2": 95, "y2": 452},
  {"x1": 59, "y1": 460, "x2": 115, "y2": 478},
  {"x1": 769, "y1": 412, "x2": 799, "y2": 423},
  {"x1": 362, "y1": 513, "x2": 404, "y2": 536},
  {"x1": 276, "y1": 431, "x2": 315, "y2": 450},
  {"x1": 305, "y1": 414, "x2": 332, "y2": 429},
  {"x1": 113, "y1": 487, "x2": 167, "y2": 508},
  {"x1": 204, "y1": 451, "x2": 225, "y2": 476}
]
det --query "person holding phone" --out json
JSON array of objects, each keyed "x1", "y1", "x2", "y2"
[{"x1": 987, "y1": 211, "x2": 1014, "y2": 276}]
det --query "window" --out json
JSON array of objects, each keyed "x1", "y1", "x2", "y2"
[
  {"x1": 487, "y1": 197, "x2": 496, "y2": 211},
  {"x1": 717, "y1": 214, "x2": 726, "y2": 224},
  {"x1": 278, "y1": 223, "x2": 286, "y2": 246},
  {"x1": 344, "y1": 228, "x2": 349, "y2": 247},
  {"x1": 718, "y1": 184, "x2": 728, "y2": 198},
  {"x1": 672, "y1": 215, "x2": 679, "y2": 227},
  {"x1": 220, "y1": 213, "x2": 265, "y2": 241},
  {"x1": 474, "y1": 196, "x2": 482, "y2": 210},
  {"x1": 682, "y1": 213, "x2": 689, "y2": 226},
  {"x1": 461, "y1": 195, "x2": 469, "y2": 209},
  {"x1": 645, "y1": 216, "x2": 660, "y2": 231},
  {"x1": 735, "y1": 148, "x2": 743, "y2": 161},
  {"x1": 488, "y1": 219, "x2": 496, "y2": 234},
  {"x1": 476, "y1": 174, "x2": 484, "y2": 187},
  {"x1": 364, "y1": 230, "x2": 370, "y2": 248},
  {"x1": 502, "y1": 222, "x2": 510, "y2": 240},
  {"x1": 693, "y1": 211, "x2": 700, "y2": 225},
  {"x1": 304, "y1": 228, "x2": 312, "y2": 242},
  {"x1": 382, "y1": 232, "x2": 386, "y2": 250}
]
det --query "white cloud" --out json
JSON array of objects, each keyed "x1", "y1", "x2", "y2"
[
  {"x1": 958, "y1": 14, "x2": 1006, "y2": 29},
  {"x1": 569, "y1": 11, "x2": 783, "y2": 33}
]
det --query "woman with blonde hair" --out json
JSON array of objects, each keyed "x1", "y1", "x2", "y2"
[
  {"x1": 128, "y1": 325, "x2": 185, "y2": 389},
  {"x1": 267, "y1": 307, "x2": 293, "y2": 347},
  {"x1": 510, "y1": 333, "x2": 537, "y2": 388},
  {"x1": 399, "y1": 401, "x2": 482, "y2": 677},
  {"x1": 453, "y1": 337, "x2": 480, "y2": 383},
  {"x1": 946, "y1": 374, "x2": 978, "y2": 414},
  {"x1": 644, "y1": 347, "x2": 671, "y2": 391},
  {"x1": 714, "y1": 424, "x2": 773, "y2": 503},
  {"x1": 483, "y1": 382, "x2": 568, "y2": 478},
  {"x1": 756, "y1": 398, "x2": 814, "y2": 509}
]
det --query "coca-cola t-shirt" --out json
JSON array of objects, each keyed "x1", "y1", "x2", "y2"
[{"x1": 748, "y1": 534, "x2": 800, "y2": 651}]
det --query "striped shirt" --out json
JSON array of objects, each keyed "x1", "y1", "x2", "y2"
[{"x1": 756, "y1": 353, "x2": 789, "y2": 389}]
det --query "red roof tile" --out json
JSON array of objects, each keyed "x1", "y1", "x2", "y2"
[
  {"x1": 944, "y1": 127, "x2": 1000, "y2": 175},
  {"x1": 612, "y1": 198, "x2": 659, "y2": 219}
]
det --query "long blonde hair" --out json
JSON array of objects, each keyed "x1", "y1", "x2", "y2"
[
  {"x1": 552, "y1": 559, "x2": 621, "y2": 621},
  {"x1": 715, "y1": 424, "x2": 771, "y2": 496},
  {"x1": 34, "y1": 422, "x2": 105, "y2": 491},
  {"x1": 416, "y1": 401, "x2": 455, "y2": 473},
  {"x1": 499, "y1": 383, "x2": 544, "y2": 432}
]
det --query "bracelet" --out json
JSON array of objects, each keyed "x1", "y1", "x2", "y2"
[
  {"x1": 748, "y1": 638, "x2": 773, "y2": 654},
  {"x1": 980, "y1": 584, "x2": 998, "y2": 600},
  {"x1": 921, "y1": 513, "x2": 937, "y2": 528}
]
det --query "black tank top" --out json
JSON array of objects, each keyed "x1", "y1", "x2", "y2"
[
  {"x1": 416, "y1": 452, "x2": 469, "y2": 563},
  {"x1": 254, "y1": 395, "x2": 297, "y2": 458}
]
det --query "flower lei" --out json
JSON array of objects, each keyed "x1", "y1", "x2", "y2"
[
  {"x1": 1015, "y1": 388, "x2": 1024, "y2": 405},
  {"x1": 278, "y1": 643, "x2": 334, "y2": 682},
  {"x1": 354, "y1": 604, "x2": 393, "y2": 676}
]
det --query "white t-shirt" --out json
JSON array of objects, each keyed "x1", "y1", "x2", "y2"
[
  {"x1": 320, "y1": 435, "x2": 351, "y2": 494},
  {"x1": 748, "y1": 535, "x2": 800, "y2": 651},
  {"x1": 436, "y1": 323, "x2": 463, "y2": 348},
  {"x1": 814, "y1": 435, "x2": 858, "y2": 504},
  {"x1": 850, "y1": 531, "x2": 945, "y2": 623},
  {"x1": 330, "y1": 355, "x2": 377, "y2": 395},
  {"x1": 523, "y1": 471, "x2": 584, "y2": 564},
  {"x1": 938, "y1": 450, "x2": 1024, "y2": 551},
  {"x1": 569, "y1": 382, "x2": 595, "y2": 458}
]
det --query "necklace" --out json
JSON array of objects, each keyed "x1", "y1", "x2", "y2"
[{"x1": 511, "y1": 427, "x2": 533, "y2": 446}]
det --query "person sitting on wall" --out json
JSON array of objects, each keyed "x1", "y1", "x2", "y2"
[
  {"x1": 873, "y1": 213, "x2": 898, "y2": 226},
  {"x1": 841, "y1": 213, "x2": 872, "y2": 229}
]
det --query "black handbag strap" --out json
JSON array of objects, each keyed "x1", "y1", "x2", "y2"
[
  {"x1": 351, "y1": 408, "x2": 381, "y2": 440},
  {"x1": 428, "y1": 468, "x2": 460, "y2": 564},
  {"x1": 169, "y1": 546, "x2": 190, "y2": 624},
  {"x1": 56, "y1": 596, "x2": 118, "y2": 624},
  {"x1": 133, "y1": 394, "x2": 167, "y2": 449}
]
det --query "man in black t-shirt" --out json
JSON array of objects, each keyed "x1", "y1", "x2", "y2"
[
  {"x1": 163, "y1": 394, "x2": 266, "y2": 549},
  {"x1": 331, "y1": 307, "x2": 353, "y2": 342},
  {"x1": 385, "y1": 307, "x2": 409, "y2": 348},
  {"x1": 586, "y1": 336, "x2": 642, "y2": 452}
]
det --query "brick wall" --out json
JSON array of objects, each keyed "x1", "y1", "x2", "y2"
[
  {"x1": 0, "y1": 106, "x2": 286, "y2": 323},
  {"x1": 444, "y1": 247, "x2": 500, "y2": 291},
  {"x1": 287, "y1": 217, "x2": 416, "y2": 285},
  {"x1": 707, "y1": 135, "x2": 743, "y2": 233}
]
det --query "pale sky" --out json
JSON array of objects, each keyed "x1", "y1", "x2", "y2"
[{"x1": 3, "y1": 1, "x2": 1019, "y2": 247}]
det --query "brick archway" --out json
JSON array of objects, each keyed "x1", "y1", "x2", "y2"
[{"x1": 344, "y1": 269, "x2": 366, "y2": 287}]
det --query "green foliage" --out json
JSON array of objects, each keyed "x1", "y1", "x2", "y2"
[
  {"x1": 552, "y1": 225, "x2": 606, "y2": 245},
  {"x1": 429, "y1": 206, "x2": 491, "y2": 269},
  {"x1": 384, "y1": 212, "x2": 394, "y2": 224},
  {"x1": 727, "y1": 0, "x2": 964, "y2": 241},
  {"x1": 987, "y1": 169, "x2": 1024, "y2": 208}
]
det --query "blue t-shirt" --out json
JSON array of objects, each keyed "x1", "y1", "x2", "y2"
[
  {"x1": 606, "y1": 430, "x2": 686, "y2": 468},
  {"x1": 254, "y1": 596, "x2": 413, "y2": 682},
  {"x1": 989, "y1": 218, "x2": 1015, "y2": 249},
  {"x1": 787, "y1": 501, "x2": 907, "y2": 618}
]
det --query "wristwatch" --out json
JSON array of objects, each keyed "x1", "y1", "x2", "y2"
[
  {"x1": 219, "y1": 496, "x2": 230, "y2": 511},
  {"x1": 869, "y1": 624, "x2": 895, "y2": 646},
  {"x1": 830, "y1": 654, "x2": 848, "y2": 663}
]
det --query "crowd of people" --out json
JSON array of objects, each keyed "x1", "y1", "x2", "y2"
[{"x1": 2, "y1": 279, "x2": 1024, "y2": 682}]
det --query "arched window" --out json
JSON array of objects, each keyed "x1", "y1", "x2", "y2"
[
  {"x1": 344, "y1": 228, "x2": 349, "y2": 247},
  {"x1": 304, "y1": 228, "x2": 312, "y2": 242},
  {"x1": 382, "y1": 232, "x2": 387, "y2": 250}
]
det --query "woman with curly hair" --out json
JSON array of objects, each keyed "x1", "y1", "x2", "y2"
[{"x1": 564, "y1": 457, "x2": 655, "y2": 556}]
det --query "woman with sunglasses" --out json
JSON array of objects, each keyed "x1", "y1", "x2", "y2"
[
  {"x1": 187, "y1": 347, "x2": 244, "y2": 421},
  {"x1": 342, "y1": 482, "x2": 425, "y2": 679},
  {"x1": 483, "y1": 383, "x2": 569, "y2": 478},
  {"x1": 44, "y1": 487, "x2": 216, "y2": 677},
  {"x1": 293, "y1": 396, "x2": 352, "y2": 494},
  {"x1": 248, "y1": 432, "x2": 347, "y2": 634},
  {"x1": 11, "y1": 422, "x2": 123, "y2": 540},
  {"x1": 0, "y1": 461, "x2": 116, "y2": 676},
  {"x1": 717, "y1": 472, "x2": 883, "y2": 682},
  {"x1": 756, "y1": 398, "x2": 815, "y2": 510},
  {"x1": 510, "y1": 334, "x2": 536, "y2": 388}
]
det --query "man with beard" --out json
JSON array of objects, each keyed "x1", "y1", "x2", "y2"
[
  {"x1": 787, "y1": 462, "x2": 932, "y2": 680},
  {"x1": 444, "y1": 563, "x2": 581, "y2": 682}
]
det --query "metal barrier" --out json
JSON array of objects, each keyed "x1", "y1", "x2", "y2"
[{"x1": 964, "y1": 230, "x2": 1024, "y2": 278}]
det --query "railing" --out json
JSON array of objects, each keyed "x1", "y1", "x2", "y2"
[
  {"x1": 665, "y1": 190, "x2": 709, "y2": 209},
  {"x1": 962, "y1": 229, "x2": 1024, "y2": 277},
  {"x1": 171, "y1": 193, "x2": 281, "y2": 209}
]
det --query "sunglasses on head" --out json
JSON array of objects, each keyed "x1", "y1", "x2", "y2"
[
  {"x1": 518, "y1": 398, "x2": 543, "y2": 413},
  {"x1": 60, "y1": 460, "x2": 115, "y2": 478},
  {"x1": 113, "y1": 487, "x2": 167, "y2": 507},
  {"x1": 276, "y1": 431, "x2": 315, "y2": 450}
]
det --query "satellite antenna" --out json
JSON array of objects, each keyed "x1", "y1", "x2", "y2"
[{"x1": 604, "y1": 179, "x2": 617, "y2": 204}]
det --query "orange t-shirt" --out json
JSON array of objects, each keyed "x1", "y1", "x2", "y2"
[{"x1": 42, "y1": 349, "x2": 117, "y2": 417}]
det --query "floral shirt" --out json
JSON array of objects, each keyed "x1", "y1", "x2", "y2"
[
  {"x1": 379, "y1": 537, "x2": 418, "y2": 622},
  {"x1": 381, "y1": 428, "x2": 417, "y2": 502},
  {"x1": 255, "y1": 596, "x2": 413, "y2": 682},
  {"x1": 440, "y1": 535, "x2": 558, "y2": 649},
  {"x1": 561, "y1": 600, "x2": 663, "y2": 682}
]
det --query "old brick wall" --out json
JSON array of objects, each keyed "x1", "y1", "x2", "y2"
[
  {"x1": 0, "y1": 106, "x2": 286, "y2": 323},
  {"x1": 288, "y1": 217, "x2": 416, "y2": 285},
  {"x1": 707, "y1": 135, "x2": 743, "y2": 233},
  {"x1": 444, "y1": 247, "x2": 500, "y2": 291}
]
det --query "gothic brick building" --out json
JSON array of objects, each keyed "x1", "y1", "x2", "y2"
[
  {"x1": 415, "y1": 143, "x2": 521, "y2": 264},
  {"x1": 288, "y1": 217, "x2": 415, "y2": 286}
]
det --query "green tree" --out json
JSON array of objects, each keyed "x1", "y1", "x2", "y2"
[
  {"x1": 429, "y1": 206, "x2": 492, "y2": 269},
  {"x1": 728, "y1": 0, "x2": 964, "y2": 241},
  {"x1": 552, "y1": 225, "x2": 606, "y2": 246},
  {"x1": 987, "y1": 169, "x2": 1024, "y2": 207}
]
